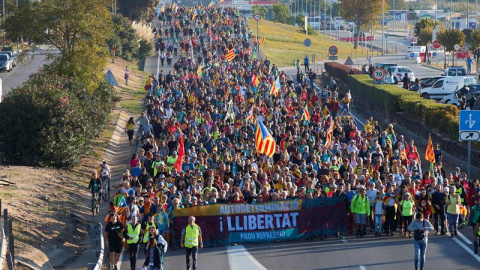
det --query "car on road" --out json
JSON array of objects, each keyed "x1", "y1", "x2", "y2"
[
  {"x1": 0, "y1": 51, "x2": 16, "y2": 67},
  {"x1": 385, "y1": 66, "x2": 415, "y2": 84},
  {"x1": 374, "y1": 63, "x2": 398, "y2": 70},
  {"x1": 421, "y1": 76, "x2": 476, "y2": 100},
  {"x1": 420, "y1": 76, "x2": 444, "y2": 88},
  {"x1": 441, "y1": 84, "x2": 480, "y2": 106},
  {"x1": 444, "y1": 66, "x2": 467, "y2": 77},
  {"x1": 0, "y1": 54, "x2": 13, "y2": 72}
]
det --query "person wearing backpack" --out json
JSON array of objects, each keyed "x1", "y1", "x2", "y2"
[
  {"x1": 350, "y1": 186, "x2": 370, "y2": 238},
  {"x1": 468, "y1": 193, "x2": 480, "y2": 254},
  {"x1": 408, "y1": 212, "x2": 434, "y2": 270}
]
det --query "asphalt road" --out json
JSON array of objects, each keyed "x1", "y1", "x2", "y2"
[{"x1": 0, "y1": 48, "x2": 53, "y2": 99}]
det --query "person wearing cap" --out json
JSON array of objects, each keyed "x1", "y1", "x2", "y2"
[
  {"x1": 350, "y1": 186, "x2": 370, "y2": 238},
  {"x1": 181, "y1": 216, "x2": 203, "y2": 270}
]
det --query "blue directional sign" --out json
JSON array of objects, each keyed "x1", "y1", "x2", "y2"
[{"x1": 459, "y1": 111, "x2": 480, "y2": 132}]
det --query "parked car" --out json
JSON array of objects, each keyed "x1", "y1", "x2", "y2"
[
  {"x1": 374, "y1": 63, "x2": 398, "y2": 70},
  {"x1": 421, "y1": 76, "x2": 476, "y2": 100},
  {"x1": 0, "y1": 54, "x2": 12, "y2": 72},
  {"x1": 0, "y1": 51, "x2": 16, "y2": 67},
  {"x1": 443, "y1": 66, "x2": 467, "y2": 77},
  {"x1": 441, "y1": 84, "x2": 480, "y2": 105},
  {"x1": 385, "y1": 66, "x2": 415, "y2": 84},
  {"x1": 420, "y1": 76, "x2": 444, "y2": 88}
]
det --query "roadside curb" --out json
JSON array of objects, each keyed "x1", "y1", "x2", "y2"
[{"x1": 420, "y1": 63, "x2": 444, "y2": 72}]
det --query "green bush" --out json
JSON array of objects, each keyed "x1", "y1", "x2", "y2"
[
  {"x1": 348, "y1": 75, "x2": 459, "y2": 140},
  {"x1": 0, "y1": 70, "x2": 117, "y2": 167}
]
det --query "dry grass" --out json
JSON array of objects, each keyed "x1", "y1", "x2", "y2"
[
  {"x1": 249, "y1": 19, "x2": 371, "y2": 67},
  {"x1": 132, "y1": 21, "x2": 155, "y2": 42}
]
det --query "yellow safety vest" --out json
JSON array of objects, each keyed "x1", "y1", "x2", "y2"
[
  {"x1": 184, "y1": 224, "x2": 200, "y2": 248},
  {"x1": 143, "y1": 222, "x2": 156, "y2": 243},
  {"x1": 456, "y1": 187, "x2": 464, "y2": 203},
  {"x1": 127, "y1": 223, "x2": 141, "y2": 244}
]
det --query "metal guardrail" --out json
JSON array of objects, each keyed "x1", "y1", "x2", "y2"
[
  {"x1": 0, "y1": 216, "x2": 6, "y2": 270},
  {"x1": 88, "y1": 222, "x2": 104, "y2": 270}
]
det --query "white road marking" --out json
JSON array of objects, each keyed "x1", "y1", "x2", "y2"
[
  {"x1": 457, "y1": 230, "x2": 473, "y2": 245},
  {"x1": 227, "y1": 244, "x2": 267, "y2": 270},
  {"x1": 452, "y1": 237, "x2": 480, "y2": 263},
  {"x1": 341, "y1": 237, "x2": 348, "y2": 244},
  {"x1": 116, "y1": 248, "x2": 124, "y2": 270},
  {"x1": 359, "y1": 265, "x2": 367, "y2": 270}
]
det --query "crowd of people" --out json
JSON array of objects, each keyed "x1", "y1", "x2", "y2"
[{"x1": 88, "y1": 4, "x2": 480, "y2": 270}]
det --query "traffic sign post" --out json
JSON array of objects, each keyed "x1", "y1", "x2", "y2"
[
  {"x1": 459, "y1": 110, "x2": 480, "y2": 180},
  {"x1": 345, "y1": 57, "x2": 354, "y2": 66},
  {"x1": 254, "y1": 14, "x2": 261, "y2": 51},
  {"x1": 303, "y1": 38, "x2": 311, "y2": 47},
  {"x1": 372, "y1": 68, "x2": 386, "y2": 84},
  {"x1": 328, "y1": 46, "x2": 338, "y2": 62}
]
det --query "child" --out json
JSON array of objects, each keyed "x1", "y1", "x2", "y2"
[{"x1": 373, "y1": 192, "x2": 385, "y2": 237}]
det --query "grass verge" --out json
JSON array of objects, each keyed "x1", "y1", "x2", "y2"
[{"x1": 248, "y1": 19, "x2": 370, "y2": 67}]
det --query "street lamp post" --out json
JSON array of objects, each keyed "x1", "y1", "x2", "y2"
[{"x1": 324, "y1": 0, "x2": 327, "y2": 40}]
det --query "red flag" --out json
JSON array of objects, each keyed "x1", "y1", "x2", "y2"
[{"x1": 174, "y1": 134, "x2": 185, "y2": 172}]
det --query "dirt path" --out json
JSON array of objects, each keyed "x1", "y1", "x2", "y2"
[{"x1": 0, "y1": 58, "x2": 149, "y2": 270}]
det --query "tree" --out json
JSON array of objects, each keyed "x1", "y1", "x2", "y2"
[
  {"x1": 252, "y1": 5, "x2": 268, "y2": 20},
  {"x1": 418, "y1": 27, "x2": 434, "y2": 46},
  {"x1": 5, "y1": 0, "x2": 113, "y2": 90},
  {"x1": 414, "y1": 18, "x2": 439, "y2": 37},
  {"x1": 272, "y1": 4, "x2": 294, "y2": 24},
  {"x1": 117, "y1": 0, "x2": 156, "y2": 22},
  {"x1": 437, "y1": 28, "x2": 466, "y2": 65},
  {"x1": 339, "y1": 0, "x2": 387, "y2": 49}
]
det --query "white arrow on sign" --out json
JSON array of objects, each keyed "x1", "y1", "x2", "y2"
[{"x1": 466, "y1": 113, "x2": 476, "y2": 129}]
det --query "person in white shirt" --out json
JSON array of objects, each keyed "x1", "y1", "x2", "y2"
[{"x1": 366, "y1": 182, "x2": 379, "y2": 232}]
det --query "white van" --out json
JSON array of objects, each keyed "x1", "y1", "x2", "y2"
[{"x1": 421, "y1": 76, "x2": 476, "y2": 100}]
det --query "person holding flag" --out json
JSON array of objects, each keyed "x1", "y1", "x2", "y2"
[
  {"x1": 270, "y1": 76, "x2": 280, "y2": 97},
  {"x1": 301, "y1": 103, "x2": 311, "y2": 122},
  {"x1": 425, "y1": 134, "x2": 435, "y2": 174}
]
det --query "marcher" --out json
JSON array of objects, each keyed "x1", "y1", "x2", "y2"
[
  {"x1": 125, "y1": 117, "x2": 135, "y2": 146},
  {"x1": 180, "y1": 216, "x2": 203, "y2": 270},
  {"x1": 350, "y1": 186, "x2": 370, "y2": 238},
  {"x1": 408, "y1": 212, "x2": 434, "y2": 270},
  {"x1": 104, "y1": 213, "x2": 125, "y2": 270},
  {"x1": 125, "y1": 216, "x2": 141, "y2": 270},
  {"x1": 446, "y1": 186, "x2": 461, "y2": 238},
  {"x1": 401, "y1": 192, "x2": 415, "y2": 238},
  {"x1": 143, "y1": 236, "x2": 167, "y2": 270},
  {"x1": 468, "y1": 194, "x2": 480, "y2": 253},
  {"x1": 304, "y1": 55, "x2": 309, "y2": 72},
  {"x1": 125, "y1": 66, "x2": 130, "y2": 85}
]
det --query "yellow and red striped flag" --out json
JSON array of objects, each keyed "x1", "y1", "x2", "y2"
[
  {"x1": 260, "y1": 36, "x2": 265, "y2": 44},
  {"x1": 255, "y1": 119, "x2": 276, "y2": 157},
  {"x1": 324, "y1": 118, "x2": 334, "y2": 148},
  {"x1": 225, "y1": 48, "x2": 236, "y2": 61},
  {"x1": 246, "y1": 105, "x2": 255, "y2": 123},
  {"x1": 208, "y1": 1, "x2": 214, "y2": 7},
  {"x1": 197, "y1": 65, "x2": 202, "y2": 78},
  {"x1": 161, "y1": 4, "x2": 165, "y2": 12},
  {"x1": 425, "y1": 133, "x2": 435, "y2": 164}
]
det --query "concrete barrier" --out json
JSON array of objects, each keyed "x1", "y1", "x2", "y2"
[
  {"x1": 90, "y1": 223, "x2": 104, "y2": 270},
  {"x1": 0, "y1": 218, "x2": 7, "y2": 270}
]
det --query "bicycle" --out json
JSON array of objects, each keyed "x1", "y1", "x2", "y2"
[
  {"x1": 91, "y1": 192, "x2": 100, "y2": 216},
  {"x1": 101, "y1": 178, "x2": 110, "y2": 202}
]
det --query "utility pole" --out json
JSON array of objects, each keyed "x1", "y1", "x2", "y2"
[
  {"x1": 382, "y1": 0, "x2": 385, "y2": 54},
  {"x1": 2, "y1": 0, "x2": 5, "y2": 46},
  {"x1": 324, "y1": 0, "x2": 327, "y2": 39}
]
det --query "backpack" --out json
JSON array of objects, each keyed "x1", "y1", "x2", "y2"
[{"x1": 413, "y1": 220, "x2": 426, "y2": 241}]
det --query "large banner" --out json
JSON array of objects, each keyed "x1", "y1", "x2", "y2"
[{"x1": 173, "y1": 196, "x2": 347, "y2": 245}]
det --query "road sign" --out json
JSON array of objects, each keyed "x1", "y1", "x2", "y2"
[
  {"x1": 328, "y1": 56, "x2": 338, "y2": 60},
  {"x1": 303, "y1": 38, "x2": 311, "y2": 47},
  {"x1": 372, "y1": 68, "x2": 386, "y2": 81},
  {"x1": 328, "y1": 46, "x2": 338, "y2": 55},
  {"x1": 432, "y1": 40, "x2": 440, "y2": 49},
  {"x1": 454, "y1": 44, "x2": 460, "y2": 51},
  {"x1": 254, "y1": 13, "x2": 261, "y2": 21},
  {"x1": 460, "y1": 131, "x2": 480, "y2": 141},
  {"x1": 459, "y1": 110, "x2": 480, "y2": 132},
  {"x1": 345, "y1": 57, "x2": 354, "y2": 65}
]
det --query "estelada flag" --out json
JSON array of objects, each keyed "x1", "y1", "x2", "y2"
[
  {"x1": 425, "y1": 134, "x2": 435, "y2": 163},
  {"x1": 225, "y1": 48, "x2": 236, "y2": 61},
  {"x1": 302, "y1": 104, "x2": 310, "y2": 121},
  {"x1": 324, "y1": 118, "x2": 334, "y2": 148},
  {"x1": 246, "y1": 105, "x2": 255, "y2": 123},
  {"x1": 174, "y1": 134, "x2": 185, "y2": 173},
  {"x1": 255, "y1": 119, "x2": 276, "y2": 157},
  {"x1": 270, "y1": 76, "x2": 280, "y2": 97},
  {"x1": 197, "y1": 65, "x2": 202, "y2": 78}
]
